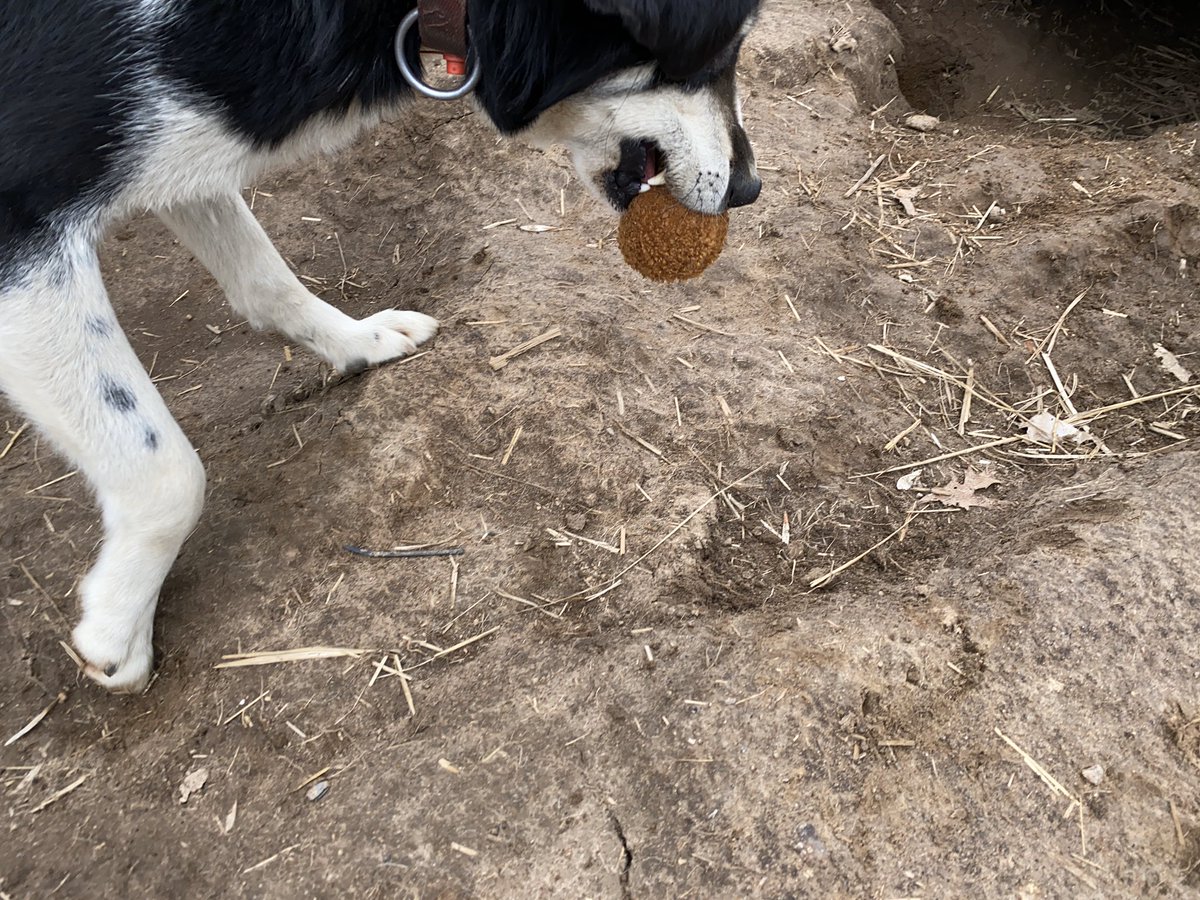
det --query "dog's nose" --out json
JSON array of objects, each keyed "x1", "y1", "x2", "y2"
[
  {"x1": 726, "y1": 124, "x2": 761, "y2": 209},
  {"x1": 727, "y1": 169, "x2": 762, "y2": 208}
]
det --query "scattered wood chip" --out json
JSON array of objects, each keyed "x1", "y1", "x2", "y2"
[
  {"x1": 243, "y1": 844, "x2": 300, "y2": 875},
  {"x1": 862, "y1": 436, "x2": 1023, "y2": 478},
  {"x1": 430, "y1": 627, "x2": 500, "y2": 660},
  {"x1": 345, "y1": 545, "x2": 464, "y2": 559},
  {"x1": 979, "y1": 314, "x2": 1011, "y2": 346},
  {"x1": 4, "y1": 692, "x2": 66, "y2": 747},
  {"x1": 618, "y1": 424, "x2": 664, "y2": 458},
  {"x1": 500, "y1": 425, "x2": 523, "y2": 466},
  {"x1": 27, "y1": 470, "x2": 77, "y2": 494},
  {"x1": 0, "y1": 422, "x2": 28, "y2": 460},
  {"x1": 222, "y1": 801, "x2": 238, "y2": 835},
  {"x1": 995, "y1": 727, "x2": 1079, "y2": 803},
  {"x1": 1171, "y1": 800, "x2": 1187, "y2": 848},
  {"x1": 295, "y1": 768, "x2": 331, "y2": 793},
  {"x1": 489, "y1": 327, "x2": 562, "y2": 371},
  {"x1": 844, "y1": 154, "x2": 885, "y2": 198},
  {"x1": 214, "y1": 647, "x2": 367, "y2": 669},
  {"x1": 31, "y1": 773, "x2": 89, "y2": 814},
  {"x1": 810, "y1": 506, "x2": 929, "y2": 589},
  {"x1": 12, "y1": 763, "x2": 43, "y2": 795},
  {"x1": 395, "y1": 654, "x2": 416, "y2": 717}
]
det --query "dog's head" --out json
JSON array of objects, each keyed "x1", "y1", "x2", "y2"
[{"x1": 468, "y1": 0, "x2": 762, "y2": 216}]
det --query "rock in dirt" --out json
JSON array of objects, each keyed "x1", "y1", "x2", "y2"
[
  {"x1": 831, "y1": 33, "x2": 858, "y2": 53},
  {"x1": 1081, "y1": 764, "x2": 1106, "y2": 785},
  {"x1": 904, "y1": 114, "x2": 941, "y2": 132},
  {"x1": 179, "y1": 768, "x2": 209, "y2": 805}
]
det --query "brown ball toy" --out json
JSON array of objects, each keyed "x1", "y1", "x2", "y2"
[{"x1": 617, "y1": 188, "x2": 729, "y2": 282}]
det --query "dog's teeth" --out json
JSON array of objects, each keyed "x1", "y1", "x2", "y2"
[
  {"x1": 638, "y1": 183, "x2": 652, "y2": 193},
  {"x1": 646, "y1": 173, "x2": 667, "y2": 186}
]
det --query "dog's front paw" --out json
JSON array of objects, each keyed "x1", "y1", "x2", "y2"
[
  {"x1": 329, "y1": 310, "x2": 439, "y2": 375},
  {"x1": 72, "y1": 615, "x2": 154, "y2": 694}
]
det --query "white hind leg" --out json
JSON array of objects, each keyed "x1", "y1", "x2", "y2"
[
  {"x1": 157, "y1": 193, "x2": 438, "y2": 373},
  {"x1": 0, "y1": 236, "x2": 205, "y2": 692}
]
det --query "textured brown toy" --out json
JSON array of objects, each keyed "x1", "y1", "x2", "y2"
[{"x1": 617, "y1": 187, "x2": 729, "y2": 282}]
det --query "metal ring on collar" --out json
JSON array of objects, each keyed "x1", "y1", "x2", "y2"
[{"x1": 395, "y1": 9, "x2": 482, "y2": 101}]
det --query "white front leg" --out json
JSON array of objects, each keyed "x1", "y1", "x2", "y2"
[{"x1": 157, "y1": 193, "x2": 438, "y2": 372}]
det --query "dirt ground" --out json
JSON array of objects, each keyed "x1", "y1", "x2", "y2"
[{"x1": 4, "y1": 0, "x2": 1200, "y2": 896}]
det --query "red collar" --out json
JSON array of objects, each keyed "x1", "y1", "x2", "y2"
[{"x1": 417, "y1": 0, "x2": 469, "y2": 61}]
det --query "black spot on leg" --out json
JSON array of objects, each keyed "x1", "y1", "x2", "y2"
[
  {"x1": 104, "y1": 663, "x2": 118, "y2": 677},
  {"x1": 101, "y1": 376, "x2": 136, "y2": 413},
  {"x1": 343, "y1": 358, "x2": 370, "y2": 377},
  {"x1": 144, "y1": 427, "x2": 159, "y2": 451},
  {"x1": 85, "y1": 315, "x2": 113, "y2": 337}
]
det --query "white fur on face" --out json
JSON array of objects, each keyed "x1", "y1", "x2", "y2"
[{"x1": 521, "y1": 66, "x2": 745, "y2": 216}]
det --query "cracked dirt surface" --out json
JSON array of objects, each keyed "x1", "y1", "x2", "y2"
[{"x1": 3, "y1": 0, "x2": 1200, "y2": 896}]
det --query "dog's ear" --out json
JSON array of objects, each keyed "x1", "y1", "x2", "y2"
[
  {"x1": 582, "y1": 0, "x2": 664, "y2": 49},
  {"x1": 470, "y1": 0, "x2": 649, "y2": 133},
  {"x1": 582, "y1": 0, "x2": 759, "y2": 80}
]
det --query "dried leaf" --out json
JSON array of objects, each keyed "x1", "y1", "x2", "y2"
[
  {"x1": 920, "y1": 468, "x2": 1003, "y2": 510},
  {"x1": 519, "y1": 224, "x2": 558, "y2": 233},
  {"x1": 1154, "y1": 343, "x2": 1192, "y2": 383},
  {"x1": 961, "y1": 469, "x2": 1001, "y2": 493},
  {"x1": 179, "y1": 767, "x2": 209, "y2": 805}
]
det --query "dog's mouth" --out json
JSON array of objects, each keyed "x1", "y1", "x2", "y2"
[{"x1": 604, "y1": 139, "x2": 668, "y2": 212}]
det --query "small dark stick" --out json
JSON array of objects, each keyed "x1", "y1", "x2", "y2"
[{"x1": 344, "y1": 545, "x2": 466, "y2": 559}]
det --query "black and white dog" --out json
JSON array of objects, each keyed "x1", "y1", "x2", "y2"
[{"x1": 0, "y1": 0, "x2": 762, "y2": 692}]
